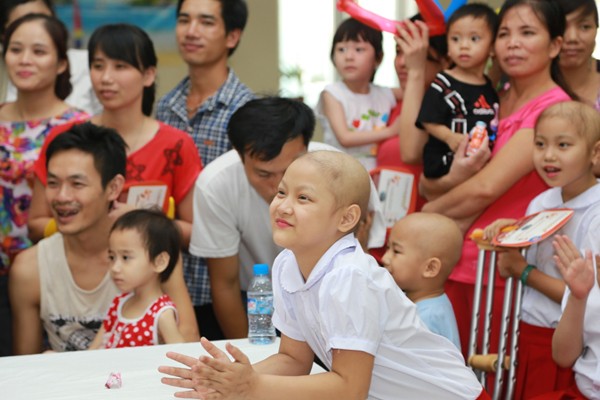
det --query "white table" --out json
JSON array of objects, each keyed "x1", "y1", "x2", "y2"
[{"x1": 0, "y1": 338, "x2": 325, "y2": 399}]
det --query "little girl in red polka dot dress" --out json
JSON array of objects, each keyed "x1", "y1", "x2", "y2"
[{"x1": 89, "y1": 209, "x2": 184, "y2": 349}]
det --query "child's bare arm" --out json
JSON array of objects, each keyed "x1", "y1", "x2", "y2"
[
  {"x1": 422, "y1": 122, "x2": 465, "y2": 152},
  {"x1": 482, "y1": 218, "x2": 517, "y2": 241},
  {"x1": 158, "y1": 309, "x2": 185, "y2": 344},
  {"x1": 551, "y1": 235, "x2": 593, "y2": 367},
  {"x1": 321, "y1": 91, "x2": 399, "y2": 147},
  {"x1": 87, "y1": 326, "x2": 105, "y2": 350},
  {"x1": 197, "y1": 344, "x2": 374, "y2": 400},
  {"x1": 496, "y1": 249, "x2": 565, "y2": 303}
]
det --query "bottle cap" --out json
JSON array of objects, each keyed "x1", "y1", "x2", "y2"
[{"x1": 253, "y1": 263, "x2": 269, "y2": 275}]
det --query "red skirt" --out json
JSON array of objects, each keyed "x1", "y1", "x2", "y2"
[
  {"x1": 530, "y1": 383, "x2": 587, "y2": 400},
  {"x1": 514, "y1": 322, "x2": 575, "y2": 399}
]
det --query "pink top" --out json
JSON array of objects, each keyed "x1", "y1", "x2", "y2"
[{"x1": 450, "y1": 86, "x2": 570, "y2": 286}]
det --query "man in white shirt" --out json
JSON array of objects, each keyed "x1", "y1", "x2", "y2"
[{"x1": 190, "y1": 97, "x2": 384, "y2": 339}]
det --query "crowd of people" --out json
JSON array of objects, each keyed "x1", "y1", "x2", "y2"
[{"x1": 1, "y1": 0, "x2": 600, "y2": 398}]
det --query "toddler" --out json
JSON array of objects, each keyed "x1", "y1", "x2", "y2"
[
  {"x1": 416, "y1": 3, "x2": 499, "y2": 178},
  {"x1": 483, "y1": 101, "x2": 600, "y2": 398},
  {"x1": 160, "y1": 150, "x2": 487, "y2": 399},
  {"x1": 382, "y1": 212, "x2": 462, "y2": 350},
  {"x1": 89, "y1": 209, "x2": 184, "y2": 349},
  {"x1": 317, "y1": 18, "x2": 400, "y2": 171}
]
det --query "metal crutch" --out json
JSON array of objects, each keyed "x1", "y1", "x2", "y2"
[{"x1": 467, "y1": 229, "x2": 526, "y2": 400}]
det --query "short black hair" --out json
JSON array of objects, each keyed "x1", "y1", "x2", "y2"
[
  {"x1": 330, "y1": 18, "x2": 383, "y2": 82},
  {"x1": 447, "y1": 3, "x2": 500, "y2": 38},
  {"x1": 555, "y1": 0, "x2": 598, "y2": 26},
  {"x1": 46, "y1": 122, "x2": 127, "y2": 189},
  {"x1": 0, "y1": 0, "x2": 54, "y2": 37},
  {"x1": 110, "y1": 209, "x2": 181, "y2": 282},
  {"x1": 88, "y1": 23, "x2": 157, "y2": 116},
  {"x1": 176, "y1": 0, "x2": 248, "y2": 56},
  {"x1": 228, "y1": 97, "x2": 314, "y2": 161},
  {"x1": 3, "y1": 13, "x2": 71, "y2": 100}
]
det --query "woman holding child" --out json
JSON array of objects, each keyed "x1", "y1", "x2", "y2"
[{"x1": 421, "y1": 0, "x2": 572, "y2": 361}]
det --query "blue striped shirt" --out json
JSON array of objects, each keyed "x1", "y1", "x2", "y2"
[{"x1": 156, "y1": 68, "x2": 254, "y2": 306}]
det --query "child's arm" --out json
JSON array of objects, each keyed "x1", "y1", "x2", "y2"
[
  {"x1": 482, "y1": 218, "x2": 518, "y2": 241},
  {"x1": 160, "y1": 257, "x2": 200, "y2": 342},
  {"x1": 88, "y1": 326, "x2": 105, "y2": 350},
  {"x1": 321, "y1": 91, "x2": 400, "y2": 148},
  {"x1": 158, "y1": 308, "x2": 185, "y2": 344},
  {"x1": 422, "y1": 122, "x2": 466, "y2": 152},
  {"x1": 496, "y1": 248, "x2": 565, "y2": 303},
  {"x1": 552, "y1": 235, "x2": 595, "y2": 367},
  {"x1": 195, "y1": 340, "x2": 374, "y2": 400}
]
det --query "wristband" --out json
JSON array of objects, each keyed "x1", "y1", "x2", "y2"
[{"x1": 520, "y1": 264, "x2": 536, "y2": 285}]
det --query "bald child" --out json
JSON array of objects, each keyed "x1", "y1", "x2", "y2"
[
  {"x1": 160, "y1": 151, "x2": 486, "y2": 400},
  {"x1": 382, "y1": 212, "x2": 463, "y2": 350}
]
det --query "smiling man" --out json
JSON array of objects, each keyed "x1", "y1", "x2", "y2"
[
  {"x1": 156, "y1": 0, "x2": 254, "y2": 338},
  {"x1": 157, "y1": 0, "x2": 253, "y2": 166},
  {"x1": 9, "y1": 123, "x2": 198, "y2": 354}
]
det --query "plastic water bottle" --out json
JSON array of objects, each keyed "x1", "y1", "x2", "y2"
[{"x1": 247, "y1": 263, "x2": 276, "y2": 344}]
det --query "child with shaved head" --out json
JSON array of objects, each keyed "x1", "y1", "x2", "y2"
[
  {"x1": 483, "y1": 101, "x2": 600, "y2": 399},
  {"x1": 160, "y1": 151, "x2": 488, "y2": 399},
  {"x1": 382, "y1": 212, "x2": 463, "y2": 350}
]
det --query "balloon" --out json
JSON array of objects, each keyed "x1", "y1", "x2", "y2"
[{"x1": 336, "y1": 0, "x2": 467, "y2": 36}]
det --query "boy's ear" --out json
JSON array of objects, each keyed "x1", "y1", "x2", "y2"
[
  {"x1": 338, "y1": 204, "x2": 361, "y2": 234},
  {"x1": 153, "y1": 251, "x2": 170, "y2": 274},
  {"x1": 422, "y1": 257, "x2": 442, "y2": 278}
]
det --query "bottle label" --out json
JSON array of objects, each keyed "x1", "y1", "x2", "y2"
[{"x1": 247, "y1": 295, "x2": 273, "y2": 315}]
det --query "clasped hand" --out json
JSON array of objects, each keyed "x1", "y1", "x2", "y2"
[{"x1": 159, "y1": 337, "x2": 256, "y2": 399}]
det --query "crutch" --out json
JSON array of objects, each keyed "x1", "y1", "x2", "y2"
[{"x1": 468, "y1": 229, "x2": 526, "y2": 400}]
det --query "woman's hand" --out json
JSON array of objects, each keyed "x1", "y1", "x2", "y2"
[{"x1": 394, "y1": 19, "x2": 429, "y2": 72}]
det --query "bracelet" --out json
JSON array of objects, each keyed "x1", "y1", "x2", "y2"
[{"x1": 520, "y1": 264, "x2": 536, "y2": 285}]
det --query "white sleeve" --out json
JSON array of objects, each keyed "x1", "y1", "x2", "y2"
[
  {"x1": 319, "y1": 267, "x2": 384, "y2": 355},
  {"x1": 189, "y1": 177, "x2": 241, "y2": 258}
]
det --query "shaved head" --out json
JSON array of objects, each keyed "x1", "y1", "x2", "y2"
[
  {"x1": 396, "y1": 212, "x2": 463, "y2": 278},
  {"x1": 299, "y1": 151, "x2": 370, "y2": 221}
]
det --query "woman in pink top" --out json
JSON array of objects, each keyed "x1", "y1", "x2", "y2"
[{"x1": 421, "y1": 0, "x2": 572, "y2": 357}]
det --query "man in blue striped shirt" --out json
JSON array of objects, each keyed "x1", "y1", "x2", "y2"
[{"x1": 156, "y1": 0, "x2": 254, "y2": 339}]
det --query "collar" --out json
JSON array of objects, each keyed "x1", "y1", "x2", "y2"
[
  {"x1": 279, "y1": 234, "x2": 357, "y2": 294},
  {"x1": 540, "y1": 181, "x2": 600, "y2": 210}
]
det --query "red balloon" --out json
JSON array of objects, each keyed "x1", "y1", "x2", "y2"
[{"x1": 336, "y1": 0, "x2": 446, "y2": 36}]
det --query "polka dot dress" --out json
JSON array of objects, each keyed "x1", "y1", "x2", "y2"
[{"x1": 102, "y1": 293, "x2": 177, "y2": 348}]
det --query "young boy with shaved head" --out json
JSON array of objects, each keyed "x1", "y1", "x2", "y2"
[
  {"x1": 382, "y1": 212, "x2": 463, "y2": 349},
  {"x1": 160, "y1": 151, "x2": 487, "y2": 399}
]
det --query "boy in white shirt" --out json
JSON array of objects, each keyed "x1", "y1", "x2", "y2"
[{"x1": 160, "y1": 150, "x2": 487, "y2": 399}]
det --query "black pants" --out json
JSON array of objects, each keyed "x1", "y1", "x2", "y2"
[{"x1": 194, "y1": 303, "x2": 225, "y2": 341}]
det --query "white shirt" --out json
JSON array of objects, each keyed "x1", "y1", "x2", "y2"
[
  {"x1": 5, "y1": 49, "x2": 102, "y2": 115},
  {"x1": 190, "y1": 142, "x2": 385, "y2": 290},
  {"x1": 316, "y1": 81, "x2": 396, "y2": 171},
  {"x1": 563, "y1": 267, "x2": 600, "y2": 399},
  {"x1": 521, "y1": 183, "x2": 600, "y2": 327},
  {"x1": 272, "y1": 234, "x2": 482, "y2": 399}
]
